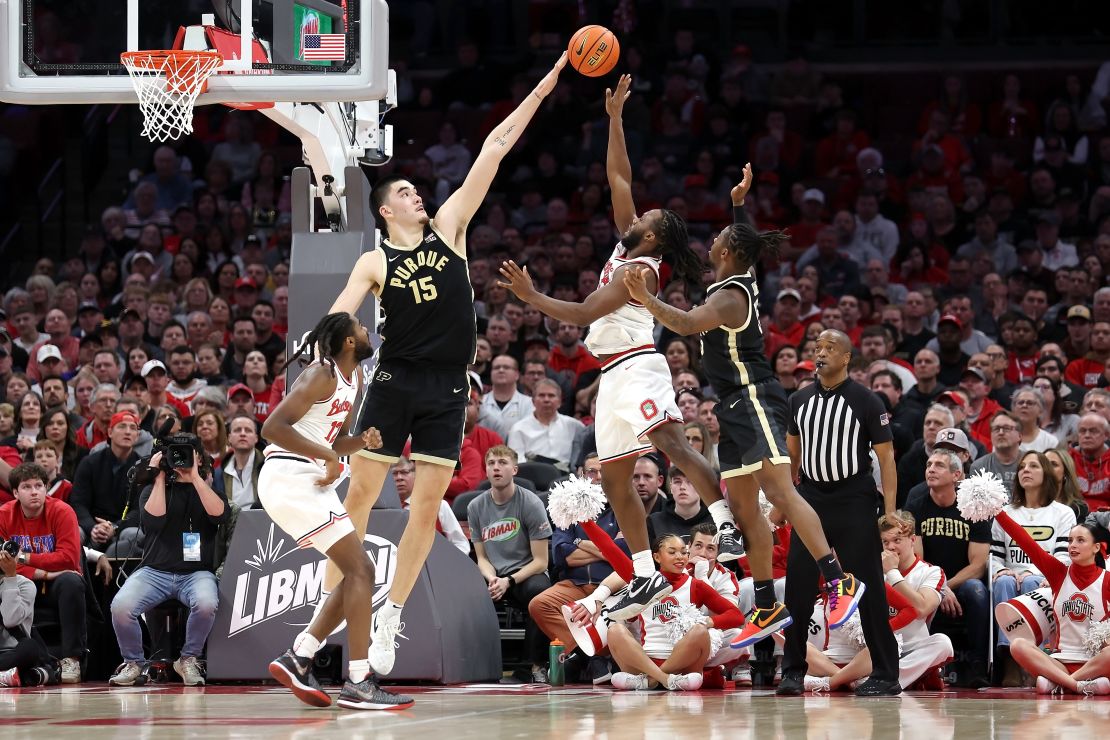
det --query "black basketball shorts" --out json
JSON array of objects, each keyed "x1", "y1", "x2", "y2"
[
  {"x1": 715, "y1": 377, "x2": 792, "y2": 478},
  {"x1": 354, "y1": 361, "x2": 468, "y2": 467}
]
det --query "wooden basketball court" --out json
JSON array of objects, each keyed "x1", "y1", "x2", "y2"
[{"x1": 2, "y1": 683, "x2": 1106, "y2": 739}]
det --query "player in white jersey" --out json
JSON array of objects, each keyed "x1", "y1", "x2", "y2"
[
  {"x1": 259, "y1": 312, "x2": 413, "y2": 711},
  {"x1": 499, "y1": 74, "x2": 745, "y2": 621},
  {"x1": 801, "y1": 511, "x2": 953, "y2": 692},
  {"x1": 994, "y1": 508, "x2": 1110, "y2": 695}
]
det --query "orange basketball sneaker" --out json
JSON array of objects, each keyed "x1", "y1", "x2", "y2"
[
  {"x1": 824, "y1": 573, "x2": 866, "y2": 629},
  {"x1": 731, "y1": 603, "x2": 793, "y2": 649}
]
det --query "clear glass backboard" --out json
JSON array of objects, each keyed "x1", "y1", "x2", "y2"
[{"x1": 0, "y1": 0, "x2": 389, "y2": 104}]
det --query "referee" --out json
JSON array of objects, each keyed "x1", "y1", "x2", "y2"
[{"x1": 779, "y1": 329, "x2": 901, "y2": 696}]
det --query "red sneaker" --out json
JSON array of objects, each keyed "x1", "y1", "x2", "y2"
[
  {"x1": 825, "y1": 573, "x2": 866, "y2": 629},
  {"x1": 730, "y1": 603, "x2": 793, "y2": 649}
]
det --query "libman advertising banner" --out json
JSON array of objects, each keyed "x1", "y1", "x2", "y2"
[{"x1": 208, "y1": 510, "x2": 502, "y2": 682}]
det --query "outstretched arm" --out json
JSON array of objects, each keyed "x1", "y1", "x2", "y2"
[
  {"x1": 498, "y1": 260, "x2": 654, "y2": 327},
  {"x1": 624, "y1": 267, "x2": 745, "y2": 335},
  {"x1": 434, "y1": 53, "x2": 567, "y2": 239},
  {"x1": 605, "y1": 74, "x2": 636, "y2": 233},
  {"x1": 330, "y1": 251, "x2": 385, "y2": 315}
]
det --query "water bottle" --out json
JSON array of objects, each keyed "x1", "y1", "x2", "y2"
[{"x1": 548, "y1": 639, "x2": 565, "y2": 686}]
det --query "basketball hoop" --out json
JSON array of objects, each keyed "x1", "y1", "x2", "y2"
[{"x1": 120, "y1": 50, "x2": 222, "y2": 142}]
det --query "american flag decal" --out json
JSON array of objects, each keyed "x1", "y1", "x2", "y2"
[{"x1": 301, "y1": 32, "x2": 346, "y2": 61}]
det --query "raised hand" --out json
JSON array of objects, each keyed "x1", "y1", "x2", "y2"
[
  {"x1": 605, "y1": 74, "x2": 632, "y2": 118},
  {"x1": 498, "y1": 261, "x2": 537, "y2": 300},
  {"x1": 731, "y1": 163, "x2": 754, "y2": 206},
  {"x1": 532, "y1": 52, "x2": 568, "y2": 100}
]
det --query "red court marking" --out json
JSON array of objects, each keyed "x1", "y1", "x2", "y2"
[{"x1": 52, "y1": 718, "x2": 332, "y2": 726}]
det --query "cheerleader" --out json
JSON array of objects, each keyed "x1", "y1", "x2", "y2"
[
  {"x1": 994, "y1": 508, "x2": 1110, "y2": 695},
  {"x1": 568, "y1": 524, "x2": 746, "y2": 691}
]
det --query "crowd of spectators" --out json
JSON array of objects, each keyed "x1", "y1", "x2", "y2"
[{"x1": 3, "y1": 22, "x2": 1110, "y2": 687}]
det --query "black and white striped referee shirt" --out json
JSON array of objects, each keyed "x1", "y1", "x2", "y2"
[{"x1": 788, "y1": 378, "x2": 893, "y2": 483}]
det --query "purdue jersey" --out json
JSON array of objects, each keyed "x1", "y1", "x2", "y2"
[
  {"x1": 377, "y1": 225, "x2": 476, "y2": 366},
  {"x1": 700, "y1": 271, "x2": 775, "y2": 398}
]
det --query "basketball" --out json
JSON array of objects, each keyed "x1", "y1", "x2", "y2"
[{"x1": 567, "y1": 25, "x2": 620, "y2": 77}]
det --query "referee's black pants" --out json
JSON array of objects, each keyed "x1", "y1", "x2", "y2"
[{"x1": 781, "y1": 473, "x2": 899, "y2": 683}]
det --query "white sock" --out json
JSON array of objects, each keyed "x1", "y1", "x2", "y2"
[
  {"x1": 378, "y1": 599, "x2": 403, "y2": 624},
  {"x1": 631, "y1": 550, "x2": 656, "y2": 579},
  {"x1": 293, "y1": 631, "x2": 322, "y2": 659},
  {"x1": 348, "y1": 659, "x2": 370, "y2": 683},
  {"x1": 708, "y1": 500, "x2": 736, "y2": 528}
]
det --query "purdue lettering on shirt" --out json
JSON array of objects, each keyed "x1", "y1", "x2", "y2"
[{"x1": 377, "y1": 225, "x2": 476, "y2": 367}]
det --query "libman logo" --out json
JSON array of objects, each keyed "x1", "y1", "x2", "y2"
[
  {"x1": 482, "y1": 517, "x2": 521, "y2": 542},
  {"x1": 227, "y1": 524, "x2": 398, "y2": 637}
]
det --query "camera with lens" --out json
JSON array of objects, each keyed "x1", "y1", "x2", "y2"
[
  {"x1": 129, "y1": 429, "x2": 211, "y2": 490},
  {"x1": 0, "y1": 537, "x2": 20, "y2": 557}
]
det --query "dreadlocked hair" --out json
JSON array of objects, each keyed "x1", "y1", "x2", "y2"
[
  {"x1": 655, "y1": 209, "x2": 702, "y2": 285},
  {"x1": 727, "y1": 222, "x2": 788, "y2": 269},
  {"x1": 288, "y1": 312, "x2": 355, "y2": 372}
]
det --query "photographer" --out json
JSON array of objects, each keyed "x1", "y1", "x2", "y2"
[
  {"x1": 0, "y1": 462, "x2": 86, "y2": 684},
  {"x1": 108, "y1": 435, "x2": 228, "y2": 687}
]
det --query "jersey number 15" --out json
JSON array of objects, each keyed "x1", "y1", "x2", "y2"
[{"x1": 408, "y1": 276, "x2": 438, "y2": 304}]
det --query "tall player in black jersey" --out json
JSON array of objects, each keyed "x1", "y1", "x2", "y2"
[
  {"x1": 623, "y1": 164, "x2": 864, "y2": 648},
  {"x1": 325, "y1": 53, "x2": 567, "y2": 679}
]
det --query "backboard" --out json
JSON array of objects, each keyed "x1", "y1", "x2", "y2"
[{"x1": 0, "y1": 0, "x2": 389, "y2": 105}]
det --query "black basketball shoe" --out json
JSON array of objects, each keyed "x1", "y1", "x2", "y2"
[
  {"x1": 608, "y1": 572, "x2": 674, "y2": 621},
  {"x1": 337, "y1": 674, "x2": 415, "y2": 710},
  {"x1": 269, "y1": 649, "x2": 332, "y2": 707},
  {"x1": 714, "y1": 522, "x2": 746, "y2": 562}
]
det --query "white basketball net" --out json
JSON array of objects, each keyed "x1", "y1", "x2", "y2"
[{"x1": 121, "y1": 51, "x2": 222, "y2": 142}]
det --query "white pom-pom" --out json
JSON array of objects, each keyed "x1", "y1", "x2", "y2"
[
  {"x1": 757, "y1": 490, "x2": 773, "y2": 518},
  {"x1": 707, "y1": 627, "x2": 724, "y2": 659},
  {"x1": 841, "y1": 614, "x2": 867, "y2": 648},
  {"x1": 664, "y1": 604, "x2": 708, "y2": 644},
  {"x1": 547, "y1": 475, "x2": 607, "y2": 529},
  {"x1": 1085, "y1": 620, "x2": 1110, "y2": 657},
  {"x1": 956, "y1": 471, "x2": 1009, "y2": 522}
]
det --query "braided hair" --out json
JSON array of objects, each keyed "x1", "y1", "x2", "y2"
[
  {"x1": 654, "y1": 209, "x2": 703, "y2": 286},
  {"x1": 288, "y1": 312, "x2": 355, "y2": 372},
  {"x1": 726, "y1": 222, "x2": 789, "y2": 270}
]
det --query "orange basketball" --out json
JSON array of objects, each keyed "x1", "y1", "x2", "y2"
[{"x1": 567, "y1": 25, "x2": 620, "y2": 78}]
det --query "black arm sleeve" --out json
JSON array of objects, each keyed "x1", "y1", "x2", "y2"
[{"x1": 733, "y1": 205, "x2": 751, "y2": 227}]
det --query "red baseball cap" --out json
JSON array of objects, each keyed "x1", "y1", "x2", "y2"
[
  {"x1": 227, "y1": 383, "x2": 253, "y2": 400},
  {"x1": 234, "y1": 277, "x2": 258, "y2": 291},
  {"x1": 938, "y1": 314, "x2": 962, "y2": 330},
  {"x1": 109, "y1": 411, "x2": 140, "y2": 430},
  {"x1": 794, "y1": 360, "x2": 816, "y2": 374},
  {"x1": 937, "y1": 390, "x2": 966, "y2": 409}
]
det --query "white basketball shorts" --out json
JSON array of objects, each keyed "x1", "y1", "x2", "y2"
[
  {"x1": 257, "y1": 453, "x2": 355, "y2": 555},
  {"x1": 595, "y1": 349, "x2": 682, "y2": 463}
]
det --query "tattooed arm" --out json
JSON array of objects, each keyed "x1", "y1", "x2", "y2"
[{"x1": 434, "y1": 53, "x2": 567, "y2": 244}]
